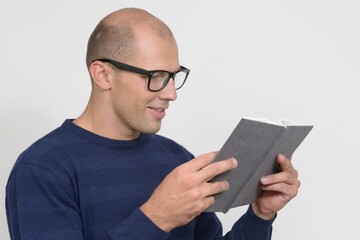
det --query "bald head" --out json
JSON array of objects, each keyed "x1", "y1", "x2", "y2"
[{"x1": 86, "y1": 8, "x2": 174, "y2": 68}]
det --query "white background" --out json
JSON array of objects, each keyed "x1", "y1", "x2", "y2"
[{"x1": 1, "y1": 0, "x2": 359, "y2": 239}]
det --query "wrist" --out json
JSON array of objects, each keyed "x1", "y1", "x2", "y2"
[
  {"x1": 140, "y1": 202, "x2": 174, "y2": 233},
  {"x1": 251, "y1": 202, "x2": 276, "y2": 220}
]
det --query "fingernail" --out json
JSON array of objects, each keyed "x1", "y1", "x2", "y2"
[
  {"x1": 225, "y1": 181, "x2": 230, "y2": 190},
  {"x1": 232, "y1": 158, "x2": 238, "y2": 167},
  {"x1": 279, "y1": 154, "x2": 287, "y2": 160},
  {"x1": 261, "y1": 176, "x2": 268, "y2": 183}
]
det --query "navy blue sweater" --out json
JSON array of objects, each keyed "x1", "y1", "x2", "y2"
[{"x1": 6, "y1": 119, "x2": 274, "y2": 239}]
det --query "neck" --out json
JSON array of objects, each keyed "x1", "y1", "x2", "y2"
[{"x1": 73, "y1": 97, "x2": 140, "y2": 141}]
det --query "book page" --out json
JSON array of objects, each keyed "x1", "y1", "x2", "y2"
[{"x1": 244, "y1": 117, "x2": 280, "y2": 126}]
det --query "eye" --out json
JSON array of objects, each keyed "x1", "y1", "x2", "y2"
[{"x1": 151, "y1": 72, "x2": 167, "y2": 82}]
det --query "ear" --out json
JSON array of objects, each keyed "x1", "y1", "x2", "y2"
[{"x1": 89, "y1": 61, "x2": 113, "y2": 90}]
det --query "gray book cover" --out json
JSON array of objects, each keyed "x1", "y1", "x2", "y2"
[{"x1": 205, "y1": 118, "x2": 313, "y2": 213}]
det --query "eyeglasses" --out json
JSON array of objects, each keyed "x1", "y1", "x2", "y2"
[{"x1": 94, "y1": 58, "x2": 190, "y2": 92}]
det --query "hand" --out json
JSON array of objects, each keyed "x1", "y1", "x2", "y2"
[
  {"x1": 140, "y1": 152, "x2": 238, "y2": 232},
  {"x1": 252, "y1": 154, "x2": 301, "y2": 220}
]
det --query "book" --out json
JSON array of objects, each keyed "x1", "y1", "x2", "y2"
[{"x1": 205, "y1": 118, "x2": 313, "y2": 213}]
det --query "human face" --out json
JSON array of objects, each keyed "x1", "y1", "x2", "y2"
[{"x1": 107, "y1": 33, "x2": 180, "y2": 138}]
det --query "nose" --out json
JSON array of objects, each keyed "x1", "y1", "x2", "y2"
[{"x1": 158, "y1": 78, "x2": 177, "y2": 101}]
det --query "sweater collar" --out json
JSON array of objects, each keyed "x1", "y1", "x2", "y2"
[{"x1": 61, "y1": 119, "x2": 148, "y2": 149}]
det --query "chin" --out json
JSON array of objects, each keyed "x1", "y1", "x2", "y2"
[{"x1": 140, "y1": 123, "x2": 162, "y2": 134}]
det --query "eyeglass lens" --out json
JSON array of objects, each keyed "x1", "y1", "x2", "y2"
[{"x1": 149, "y1": 70, "x2": 187, "y2": 91}]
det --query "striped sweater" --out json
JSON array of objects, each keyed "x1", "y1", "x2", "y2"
[{"x1": 6, "y1": 119, "x2": 273, "y2": 240}]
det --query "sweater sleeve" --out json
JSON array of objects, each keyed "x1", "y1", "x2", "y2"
[
  {"x1": 6, "y1": 163, "x2": 169, "y2": 240},
  {"x1": 226, "y1": 205, "x2": 275, "y2": 240},
  {"x1": 194, "y1": 205, "x2": 274, "y2": 240},
  {"x1": 107, "y1": 208, "x2": 169, "y2": 240},
  {"x1": 6, "y1": 163, "x2": 83, "y2": 240}
]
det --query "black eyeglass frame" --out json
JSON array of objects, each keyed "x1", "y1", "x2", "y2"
[{"x1": 93, "y1": 58, "x2": 190, "y2": 92}]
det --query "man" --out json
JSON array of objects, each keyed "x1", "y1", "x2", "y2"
[{"x1": 6, "y1": 8, "x2": 300, "y2": 240}]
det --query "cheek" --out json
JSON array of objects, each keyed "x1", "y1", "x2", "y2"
[
  {"x1": 111, "y1": 78, "x2": 137, "y2": 105},
  {"x1": 112, "y1": 91, "x2": 137, "y2": 116},
  {"x1": 110, "y1": 76, "x2": 157, "y2": 117},
  {"x1": 110, "y1": 86, "x2": 144, "y2": 120}
]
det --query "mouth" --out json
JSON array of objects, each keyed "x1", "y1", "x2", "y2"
[
  {"x1": 148, "y1": 107, "x2": 167, "y2": 119},
  {"x1": 150, "y1": 107, "x2": 165, "y2": 112}
]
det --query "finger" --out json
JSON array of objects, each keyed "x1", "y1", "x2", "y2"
[
  {"x1": 202, "y1": 195, "x2": 216, "y2": 210},
  {"x1": 261, "y1": 181, "x2": 301, "y2": 199},
  {"x1": 260, "y1": 154, "x2": 296, "y2": 185},
  {"x1": 186, "y1": 152, "x2": 218, "y2": 172},
  {"x1": 276, "y1": 154, "x2": 293, "y2": 171},
  {"x1": 199, "y1": 158, "x2": 238, "y2": 183},
  {"x1": 206, "y1": 180, "x2": 230, "y2": 196},
  {"x1": 260, "y1": 166, "x2": 299, "y2": 185}
]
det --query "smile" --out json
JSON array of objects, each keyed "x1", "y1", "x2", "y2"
[
  {"x1": 152, "y1": 108, "x2": 164, "y2": 112},
  {"x1": 149, "y1": 107, "x2": 166, "y2": 119}
]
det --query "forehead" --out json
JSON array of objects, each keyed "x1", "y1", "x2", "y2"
[{"x1": 129, "y1": 27, "x2": 179, "y2": 71}]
